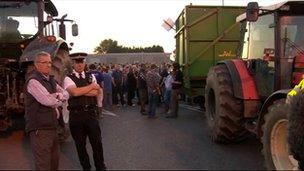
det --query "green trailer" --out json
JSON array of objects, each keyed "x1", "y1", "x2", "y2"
[{"x1": 175, "y1": 5, "x2": 245, "y2": 106}]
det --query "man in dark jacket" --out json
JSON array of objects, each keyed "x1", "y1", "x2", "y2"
[
  {"x1": 137, "y1": 64, "x2": 148, "y2": 114},
  {"x1": 126, "y1": 67, "x2": 137, "y2": 106},
  {"x1": 88, "y1": 63, "x2": 103, "y2": 86},
  {"x1": 88, "y1": 63, "x2": 104, "y2": 116},
  {"x1": 25, "y1": 51, "x2": 69, "y2": 170},
  {"x1": 63, "y1": 56, "x2": 106, "y2": 170},
  {"x1": 166, "y1": 62, "x2": 183, "y2": 118},
  {"x1": 112, "y1": 64, "x2": 125, "y2": 106}
]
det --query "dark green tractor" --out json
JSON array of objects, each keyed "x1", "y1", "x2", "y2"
[{"x1": 0, "y1": 0, "x2": 78, "y2": 140}]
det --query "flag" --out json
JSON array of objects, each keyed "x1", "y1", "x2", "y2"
[{"x1": 162, "y1": 18, "x2": 175, "y2": 31}]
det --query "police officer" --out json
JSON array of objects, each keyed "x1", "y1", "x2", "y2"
[{"x1": 63, "y1": 55, "x2": 106, "y2": 170}]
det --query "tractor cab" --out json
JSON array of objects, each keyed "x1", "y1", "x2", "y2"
[
  {"x1": 0, "y1": 1, "x2": 39, "y2": 44},
  {"x1": 237, "y1": 0, "x2": 304, "y2": 99},
  {"x1": 0, "y1": 1, "x2": 40, "y2": 59},
  {"x1": 0, "y1": 0, "x2": 78, "y2": 61}
]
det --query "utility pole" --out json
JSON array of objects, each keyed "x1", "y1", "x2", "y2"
[{"x1": 222, "y1": 0, "x2": 224, "y2": 6}]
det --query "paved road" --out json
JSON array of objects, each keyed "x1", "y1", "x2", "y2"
[{"x1": 0, "y1": 104, "x2": 265, "y2": 170}]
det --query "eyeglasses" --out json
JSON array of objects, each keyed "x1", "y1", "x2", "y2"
[{"x1": 38, "y1": 61, "x2": 52, "y2": 65}]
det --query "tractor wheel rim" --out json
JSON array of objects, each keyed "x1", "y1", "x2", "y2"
[{"x1": 271, "y1": 119, "x2": 298, "y2": 170}]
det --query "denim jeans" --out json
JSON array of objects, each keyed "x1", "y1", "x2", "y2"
[
  {"x1": 148, "y1": 92, "x2": 159, "y2": 116},
  {"x1": 164, "y1": 89, "x2": 171, "y2": 111},
  {"x1": 112, "y1": 85, "x2": 125, "y2": 105},
  {"x1": 103, "y1": 90, "x2": 112, "y2": 109}
]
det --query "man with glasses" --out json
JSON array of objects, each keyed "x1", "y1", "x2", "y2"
[
  {"x1": 63, "y1": 55, "x2": 106, "y2": 170},
  {"x1": 25, "y1": 51, "x2": 69, "y2": 170}
]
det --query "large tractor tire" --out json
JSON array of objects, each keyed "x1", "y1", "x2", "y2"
[
  {"x1": 52, "y1": 49, "x2": 71, "y2": 143},
  {"x1": 205, "y1": 64, "x2": 248, "y2": 143},
  {"x1": 51, "y1": 49, "x2": 72, "y2": 85},
  {"x1": 288, "y1": 92, "x2": 304, "y2": 170},
  {"x1": 262, "y1": 99, "x2": 298, "y2": 170}
]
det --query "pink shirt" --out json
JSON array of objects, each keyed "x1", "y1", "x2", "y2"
[{"x1": 27, "y1": 79, "x2": 69, "y2": 118}]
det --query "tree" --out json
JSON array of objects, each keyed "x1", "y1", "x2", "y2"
[
  {"x1": 94, "y1": 39, "x2": 164, "y2": 54},
  {"x1": 94, "y1": 39, "x2": 121, "y2": 54}
]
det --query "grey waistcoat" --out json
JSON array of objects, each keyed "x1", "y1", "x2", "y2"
[{"x1": 24, "y1": 70, "x2": 58, "y2": 133}]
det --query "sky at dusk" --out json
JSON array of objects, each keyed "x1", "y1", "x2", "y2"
[{"x1": 52, "y1": 0, "x2": 285, "y2": 54}]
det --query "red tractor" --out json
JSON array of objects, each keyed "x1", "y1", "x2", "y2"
[
  {"x1": 0, "y1": 0, "x2": 78, "y2": 132},
  {"x1": 205, "y1": 1, "x2": 304, "y2": 170}
]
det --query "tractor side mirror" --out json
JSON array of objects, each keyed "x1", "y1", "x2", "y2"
[
  {"x1": 246, "y1": 2, "x2": 259, "y2": 22},
  {"x1": 72, "y1": 23, "x2": 78, "y2": 36},
  {"x1": 59, "y1": 23, "x2": 66, "y2": 40}
]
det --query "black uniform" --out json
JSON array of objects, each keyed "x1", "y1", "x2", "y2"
[{"x1": 67, "y1": 73, "x2": 106, "y2": 170}]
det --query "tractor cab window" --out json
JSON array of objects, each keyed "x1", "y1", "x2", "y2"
[
  {"x1": 280, "y1": 16, "x2": 304, "y2": 88},
  {"x1": 241, "y1": 14, "x2": 275, "y2": 96},
  {"x1": 0, "y1": 1, "x2": 38, "y2": 43},
  {"x1": 280, "y1": 16, "x2": 304, "y2": 59},
  {"x1": 241, "y1": 14, "x2": 275, "y2": 64}
]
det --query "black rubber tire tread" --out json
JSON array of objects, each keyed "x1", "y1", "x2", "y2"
[
  {"x1": 57, "y1": 123, "x2": 70, "y2": 143},
  {"x1": 261, "y1": 99, "x2": 290, "y2": 170},
  {"x1": 288, "y1": 92, "x2": 304, "y2": 170},
  {"x1": 51, "y1": 49, "x2": 71, "y2": 142},
  {"x1": 51, "y1": 49, "x2": 72, "y2": 86},
  {"x1": 205, "y1": 64, "x2": 248, "y2": 143}
]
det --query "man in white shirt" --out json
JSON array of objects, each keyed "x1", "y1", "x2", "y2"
[{"x1": 163, "y1": 71, "x2": 173, "y2": 114}]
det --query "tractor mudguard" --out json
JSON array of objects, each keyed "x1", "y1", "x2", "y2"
[
  {"x1": 219, "y1": 59, "x2": 259, "y2": 99},
  {"x1": 256, "y1": 89, "x2": 289, "y2": 137},
  {"x1": 19, "y1": 37, "x2": 68, "y2": 62},
  {"x1": 218, "y1": 59, "x2": 260, "y2": 118}
]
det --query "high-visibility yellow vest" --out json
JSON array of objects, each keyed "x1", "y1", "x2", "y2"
[{"x1": 288, "y1": 79, "x2": 304, "y2": 96}]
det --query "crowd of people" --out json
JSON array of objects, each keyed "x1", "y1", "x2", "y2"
[{"x1": 87, "y1": 61, "x2": 184, "y2": 119}]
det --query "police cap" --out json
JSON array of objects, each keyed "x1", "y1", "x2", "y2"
[{"x1": 69, "y1": 52, "x2": 88, "y2": 63}]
